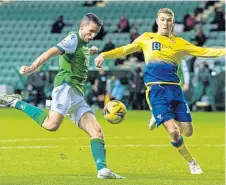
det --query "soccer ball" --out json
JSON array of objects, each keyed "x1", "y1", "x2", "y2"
[{"x1": 103, "y1": 100, "x2": 127, "y2": 124}]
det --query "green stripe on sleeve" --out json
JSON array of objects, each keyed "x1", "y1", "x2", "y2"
[{"x1": 55, "y1": 45, "x2": 65, "y2": 55}]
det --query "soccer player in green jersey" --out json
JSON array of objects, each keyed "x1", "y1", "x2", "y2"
[{"x1": 0, "y1": 13, "x2": 124, "y2": 179}]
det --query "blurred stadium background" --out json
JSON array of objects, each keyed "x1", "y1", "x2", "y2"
[
  {"x1": 0, "y1": 0, "x2": 225, "y2": 111},
  {"x1": 0, "y1": 1, "x2": 225, "y2": 185}
]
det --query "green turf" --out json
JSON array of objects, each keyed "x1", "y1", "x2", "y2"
[{"x1": 0, "y1": 108, "x2": 224, "y2": 185}]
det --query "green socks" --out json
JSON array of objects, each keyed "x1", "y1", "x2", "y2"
[
  {"x1": 15, "y1": 101, "x2": 107, "y2": 170},
  {"x1": 15, "y1": 101, "x2": 48, "y2": 126},
  {"x1": 90, "y1": 138, "x2": 107, "y2": 171}
]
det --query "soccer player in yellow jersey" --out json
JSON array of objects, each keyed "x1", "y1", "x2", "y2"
[
  {"x1": 95, "y1": 8, "x2": 226, "y2": 174},
  {"x1": 148, "y1": 59, "x2": 190, "y2": 130}
]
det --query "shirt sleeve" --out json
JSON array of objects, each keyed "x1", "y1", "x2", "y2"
[
  {"x1": 181, "y1": 59, "x2": 190, "y2": 85},
  {"x1": 101, "y1": 33, "x2": 147, "y2": 59},
  {"x1": 182, "y1": 39, "x2": 226, "y2": 57},
  {"x1": 102, "y1": 43, "x2": 141, "y2": 59},
  {"x1": 56, "y1": 34, "x2": 78, "y2": 54}
]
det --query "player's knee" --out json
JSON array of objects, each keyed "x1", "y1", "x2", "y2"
[
  {"x1": 169, "y1": 129, "x2": 180, "y2": 141},
  {"x1": 44, "y1": 120, "x2": 60, "y2": 132},
  {"x1": 183, "y1": 129, "x2": 193, "y2": 137},
  {"x1": 183, "y1": 122, "x2": 193, "y2": 137},
  {"x1": 49, "y1": 125, "x2": 60, "y2": 131},
  {"x1": 42, "y1": 112, "x2": 63, "y2": 132},
  {"x1": 185, "y1": 132, "x2": 192, "y2": 137}
]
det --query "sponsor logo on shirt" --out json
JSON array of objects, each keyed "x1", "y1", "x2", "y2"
[
  {"x1": 152, "y1": 42, "x2": 161, "y2": 51},
  {"x1": 152, "y1": 42, "x2": 173, "y2": 50},
  {"x1": 162, "y1": 44, "x2": 173, "y2": 49}
]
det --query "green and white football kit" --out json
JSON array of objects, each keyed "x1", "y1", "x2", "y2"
[
  {"x1": 53, "y1": 31, "x2": 94, "y2": 125},
  {"x1": 0, "y1": 31, "x2": 125, "y2": 179}
]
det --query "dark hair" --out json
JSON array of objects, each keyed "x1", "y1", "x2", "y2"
[{"x1": 81, "y1": 13, "x2": 103, "y2": 27}]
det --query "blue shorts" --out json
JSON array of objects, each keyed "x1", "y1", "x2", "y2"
[{"x1": 146, "y1": 84, "x2": 192, "y2": 127}]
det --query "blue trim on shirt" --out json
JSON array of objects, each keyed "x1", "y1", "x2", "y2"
[{"x1": 143, "y1": 61, "x2": 180, "y2": 84}]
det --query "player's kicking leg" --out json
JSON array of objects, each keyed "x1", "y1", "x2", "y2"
[
  {"x1": 0, "y1": 94, "x2": 22, "y2": 106},
  {"x1": 78, "y1": 112, "x2": 125, "y2": 179},
  {"x1": 0, "y1": 93, "x2": 49, "y2": 127},
  {"x1": 0, "y1": 93, "x2": 64, "y2": 131},
  {"x1": 148, "y1": 112, "x2": 156, "y2": 130}
]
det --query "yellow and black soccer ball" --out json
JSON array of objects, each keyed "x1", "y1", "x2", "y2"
[{"x1": 103, "y1": 100, "x2": 127, "y2": 124}]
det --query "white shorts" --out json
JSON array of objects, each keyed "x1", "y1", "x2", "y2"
[{"x1": 50, "y1": 83, "x2": 94, "y2": 125}]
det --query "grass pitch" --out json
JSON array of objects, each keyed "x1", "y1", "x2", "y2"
[{"x1": 0, "y1": 108, "x2": 224, "y2": 185}]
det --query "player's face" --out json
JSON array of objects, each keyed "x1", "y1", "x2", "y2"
[
  {"x1": 156, "y1": 13, "x2": 174, "y2": 36},
  {"x1": 80, "y1": 21, "x2": 100, "y2": 42}
]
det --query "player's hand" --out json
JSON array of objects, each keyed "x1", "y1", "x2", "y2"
[
  {"x1": 94, "y1": 54, "x2": 104, "y2": 68},
  {"x1": 19, "y1": 66, "x2": 35, "y2": 75},
  {"x1": 89, "y1": 46, "x2": 98, "y2": 55},
  {"x1": 183, "y1": 84, "x2": 189, "y2": 92}
]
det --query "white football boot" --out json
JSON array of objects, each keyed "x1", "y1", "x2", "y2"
[
  {"x1": 0, "y1": 94, "x2": 21, "y2": 107},
  {"x1": 97, "y1": 168, "x2": 125, "y2": 179},
  {"x1": 148, "y1": 113, "x2": 156, "y2": 130},
  {"x1": 189, "y1": 159, "x2": 203, "y2": 174}
]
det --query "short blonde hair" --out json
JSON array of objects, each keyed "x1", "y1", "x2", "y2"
[{"x1": 157, "y1": 8, "x2": 174, "y2": 18}]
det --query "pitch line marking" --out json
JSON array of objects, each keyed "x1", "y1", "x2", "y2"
[
  {"x1": 0, "y1": 135, "x2": 222, "y2": 143},
  {"x1": 0, "y1": 144, "x2": 225, "y2": 150}
]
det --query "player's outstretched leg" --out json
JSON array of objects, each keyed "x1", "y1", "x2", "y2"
[
  {"x1": 79, "y1": 112, "x2": 125, "y2": 179},
  {"x1": 0, "y1": 94, "x2": 65, "y2": 131},
  {"x1": 0, "y1": 93, "x2": 50, "y2": 128},
  {"x1": 0, "y1": 94, "x2": 22, "y2": 106},
  {"x1": 163, "y1": 119, "x2": 203, "y2": 174},
  {"x1": 148, "y1": 112, "x2": 156, "y2": 130}
]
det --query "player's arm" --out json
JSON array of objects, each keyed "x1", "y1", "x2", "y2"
[
  {"x1": 95, "y1": 43, "x2": 141, "y2": 67},
  {"x1": 94, "y1": 33, "x2": 146, "y2": 67},
  {"x1": 102, "y1": 43, "x2": 141, "y2": 59},
  {"x1": 183, "y1": 39, "x2": 226, "y2": 57},
  {"x1": 20, "y1": 34, "x2": 78, "y2": 75},
  {"x1": 19, "y1": 47, "x2": 62, "y2": 75}
]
